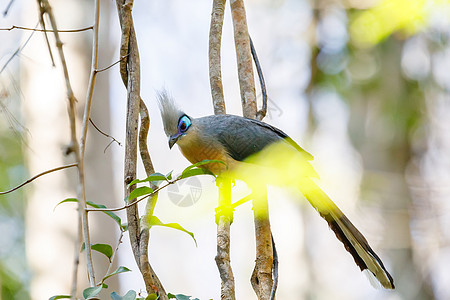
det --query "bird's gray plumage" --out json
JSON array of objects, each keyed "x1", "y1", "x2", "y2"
[
  {"x1": 195, "y1": 115, "x2": 313, "y2": 162},
  {"x1": 157, "y1": 91, "x2": 395, "y2": 290}
]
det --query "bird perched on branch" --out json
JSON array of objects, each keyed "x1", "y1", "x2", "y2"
[{"x1": 158, "y1": 90, "x2": 395, "y2": 290}]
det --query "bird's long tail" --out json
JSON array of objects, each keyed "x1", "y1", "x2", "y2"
[{"x1": 299, "y1": 178, "x2": 395, "y2": 289}]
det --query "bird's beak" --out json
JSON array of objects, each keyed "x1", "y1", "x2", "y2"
[{"x1": 168, "y1": 134, "x2": 180, "y2": 149}]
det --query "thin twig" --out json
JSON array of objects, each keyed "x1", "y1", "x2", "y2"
[
  {"x1": 0, "y1": 21, "x2": 39, "y2": 74},
  {"x1": 37, "y1": 0, "x2": 96, "y2": 287},
  {"x1": 0, "y1": 163, "x2": 77, "y2": 195},
  {"x1": 97, "y1": 230, "x2": 124, "y2": 286},
  {"x1": 95, "y1": 54, "x2": 129, "y2": 73},
  {"x1": 80, "y1": 0, "x2": 100, "y2": 159},
  {"x1": 89, "y1": 118, "x2": 122, "y2": 152},
  {"x1": 71, "y1": 0, "x2": 100, "y2": 294},
  {"x1": 0, "y1": 25, "x2": 93, "y2": 32},
  {"x1": 3, "y1": 0, "x2": 14, "y2": 16},
  {"x1": 270, "y1": 234, "x2": 278, "y2": 300},
  {"x1": 231, "y1": 193, "x2": 252, "y2": 209},
  {"x1": 86, "y1": 179, "x2": 176, "y2": 213},
  {"x1": 249, "y1": 36, "x2": 267, "y2": 121},
  {"x1": 37, "y1": 1, "x2": 55, "y2": 67}
]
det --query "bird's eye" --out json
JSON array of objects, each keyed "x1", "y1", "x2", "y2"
[{"x1": 178, "y1": 115, "x2": 191, "y2": 133}]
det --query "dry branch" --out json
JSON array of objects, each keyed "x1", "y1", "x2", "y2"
[
  {"x1": 230, "y1": 0, "x2": 257, "y2": 119},
  {"x1": 209, "y1": 1, "x2": 236, "y2": 299},
  {"x1": 0, "y1": 25, "x2": 93, "y2": 32},
  {"x1": 229, "y1": 1, "x2": 274, "y2": 299},
  {"x1": 80, "y1": 0, "x2": 100, "y2": 159},
  {"x1": 115, "y1": 0, "x2": 167, "y2": 297},
  {"x1": 215, "y1": 179, "x2": 236, "y2": 300},
  {"x1": 36, "y1": 0, "x2": 96, "y2": 290},
  {"x1": 209, "y1": 0, "x2": 227, "y2": 115},
  {"x1": 0, "y1": 163, "x2": 77, "y2": 195},
  {"x1": 250, "y1": 186, "x2": 273, "y2": 299},
  {"x1": 138, "y1": 100, "x2": 166, "y2": 297}
]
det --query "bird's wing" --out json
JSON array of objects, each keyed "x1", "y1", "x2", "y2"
[{"x1": 198, "y1": 114, "x2": 313, "y2": 162}]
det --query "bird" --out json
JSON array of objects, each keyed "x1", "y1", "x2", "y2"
[{"x1": 158, "y1": 90, "x2": 395, "y2": 290}]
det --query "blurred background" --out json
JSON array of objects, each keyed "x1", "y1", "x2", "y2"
[{"x1": 1, "y1": 0, "x2": 450, "y2": 299}]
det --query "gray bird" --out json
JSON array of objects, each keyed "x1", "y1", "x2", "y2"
[{"x1": 158, "y1": 90, "x2": 395, "y2": 290}]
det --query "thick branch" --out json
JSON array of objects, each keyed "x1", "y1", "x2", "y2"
[
  {"x1": 250, "y1": 186, "x2": 273, "y2": 299},
  {"x1": 138, "y1": 100, "x2": 167, "y2": 297},
  {"x1": 115, "y1": 0, "x2": 167, "y2": 297},
  {"x1": 209, "y1": 0, "x2": 227, "y2": 115},
  {"x1": 230, "y1": 1, "x2": 274, "y2": 299},
  {"x1": 209, "y1": 2, "x2": 236, "y2": 298},
  {"x1": 230, "y1": 0, "x2": 256, "y2": 119},
  {"x1": 215, "y1": 178, "x2": 236, "y2": 300}
]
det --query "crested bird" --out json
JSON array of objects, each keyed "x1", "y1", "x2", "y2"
[{"x1": 158, "y1": 91, "x2": 395, "y2": 290}]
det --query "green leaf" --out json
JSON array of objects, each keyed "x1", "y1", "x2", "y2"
[
  {"x1": 83, "y1": 285, "x2": 104, "y2": 299},
  {"x1": 55, "y1": 199, "x2": 126, "y2": 231},
  {"x1": 92, "y1": 243, "x2": 113, "y2": 260},
  {"x1": 111, "y1": 290, "x2": 137, "y2": 300},
  {"x1": 128, "y1": 173, "x2": 168, "y2": 187},
  {"x1": 49, "y1": 296, "x2": 71, "y2": 300},
  {"x1": 86, "y1": 201, "x2": 126, "y2": 231},
  {"x1": 181, "y1": 159, "x2": 224, "y2": 175},
  {"x1": 180, "y1": 168, "x2": 214, "y2": 179},
  {"x1": 53, "y1": 198, "x2": 78, "y2": 211},
  {"x1": 127, "y1": 186, "x2": 153, "y2": 202},
  {"x1": 102, "y1": 266, "x2": 131, "y2": 283},
  {"x1": 167, "y1": 294, "x2": 199, "y2": 300},
  {"x1": 166, "y1": 170, "x2": 173, "y2": 180},
  {"x1": 147, "y1": 216, "x2": 197, "y2": 246},
  {"x1": 145, "y1": 294, "x2": 158, "y2": 300}
]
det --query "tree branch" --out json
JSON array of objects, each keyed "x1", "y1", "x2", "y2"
[
  {"x1": 249, "y1": 36, "x2": 267, "y2": 121},
  {"x1": 230, "y1": 1, "x2": 274, "y2": 299},
  {"x1": 115, "y1": 0, "x2": 167, "y2": 297},
  {"x1": 138, "y1": 100, "x2": 166, "y2": 297},
  {"x1": 209, "y1": 1, "x2": 237, "y2": 298},
  {"x1": 215, "y1": 178, "x2": 236, "y2": 300},
  {"x1": 89, "y1": 118, "x2": 122, "y2": 152},
  {"x1": 0, "y1": 25, "x2": 93, "y2": 32},
  {"x1": 86, "y1": 177, "x2": 180, "y2": 213},
  {"x1": 0, "y1": 163, "x2": 77, "y2": 195},
  {"x1": 80, "y1": 0, "x2": 100, "y2": 159},
  {"x1": 36, "y1": 0, "x2": 96, "y2": 290},
  {"x1": 230, "y1": 0, "x2": 257, "y2": 119},
  {"x1": 209, "y1": 0, "x2": 227, "y2": 115},
  {"x1": 37, "y1": 1, "x2": 55, "y2": 67}
]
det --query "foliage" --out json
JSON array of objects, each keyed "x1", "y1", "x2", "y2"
[{"x1": 50, "y1": 161, "x2": 218, "y2": 299}]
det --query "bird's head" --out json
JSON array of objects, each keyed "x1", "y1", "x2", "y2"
[{"x1": 157, "y1": 90, "x2": 192, "y2": 149}]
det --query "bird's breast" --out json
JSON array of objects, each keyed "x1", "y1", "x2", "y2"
[{"x1": 176, "y1": 133, "x2": 235, "y2": 175}]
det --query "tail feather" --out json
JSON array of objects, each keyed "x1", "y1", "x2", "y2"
[{"x1": 299, "y1": 179, "x2": 395, "y2": 289}]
